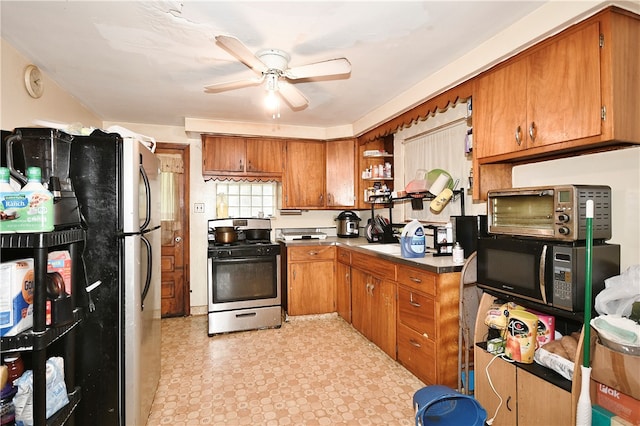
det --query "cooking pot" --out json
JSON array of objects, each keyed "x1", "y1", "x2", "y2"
[
  {"x1": 214, "y1": 226, "x2": 238, "y2": 244},
  {"x1": 245, "y1": 228, "x2": 271, "y2": 241},
  {"x1": 336, "y1": 210, "x2": 361, "y2": 238}
]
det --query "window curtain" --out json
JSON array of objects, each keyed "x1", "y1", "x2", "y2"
[
  {"x1": 397, "y1": 102, "x2": 474, "y2": 223},
  {"x1": 158, "y1": 154, "x2": 183, "y2": 237}
]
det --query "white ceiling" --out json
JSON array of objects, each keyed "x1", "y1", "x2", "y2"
[{"x1": 2, "y1": 1, "x2": 567, "y2": 131}]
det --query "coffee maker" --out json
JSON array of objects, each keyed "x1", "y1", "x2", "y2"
[{"x1": 6, "y1": 128, "x2": 81, "y2": 229}]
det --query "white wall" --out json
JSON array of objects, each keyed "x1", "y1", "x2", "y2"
[
  {"x1": 0, "y1": 40, "x2": 101, "y2": 129},
  {"x1": 513, "y1": 147, "x2": 640, "y2": 271}
]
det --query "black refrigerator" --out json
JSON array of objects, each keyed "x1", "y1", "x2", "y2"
[{"x1": 70, "y1": 130, "x2": 161, "y2": 425}]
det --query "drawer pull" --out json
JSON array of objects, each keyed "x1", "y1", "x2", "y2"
[
  {"x1": 308, "y1": 251, "x2": 318, "y2": 256},
  {"x1": 422, "y1": 333, "x2": 429, "y2": 339},
  {"x1": 410, "y1": 276, "x2": 422, "y2": 284},
  {"x1": 409, "y1": 339, "x2": 421, "y2": 348},
  {"x1": 409, "y1": 293, "x2": 421, "y2": 308}
]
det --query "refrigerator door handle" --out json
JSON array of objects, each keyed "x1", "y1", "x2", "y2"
[
  {"x1": 139, "y1": 163, "x2": 151, "y2": 232},
  {"x1": 140, "y1": 234, "x2": 152, "y2": 311}
]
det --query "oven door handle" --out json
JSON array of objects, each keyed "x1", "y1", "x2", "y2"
[{"x1": 539, "y1": 244, "x2": 548, "y2": 305}]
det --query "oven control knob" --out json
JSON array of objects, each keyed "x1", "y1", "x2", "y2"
[
  {"x1": 558, "y1": 226, "x2": 570, "y2": 235},
  {"x1": 557, "y1": 213, "x2": 570, "y2": 223}
]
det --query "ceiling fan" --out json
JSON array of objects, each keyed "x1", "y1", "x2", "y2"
[{"x1": 205, "y1": 35, "x2": 352, "y2": 110}]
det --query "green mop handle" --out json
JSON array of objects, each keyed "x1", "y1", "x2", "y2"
[{"x1": 583, "y1": 199, "x2": 594, "y2": 367}]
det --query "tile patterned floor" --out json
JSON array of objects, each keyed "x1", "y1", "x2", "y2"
[{"x1": 147, "y1": 314, "x2": 425, "y2": 425}]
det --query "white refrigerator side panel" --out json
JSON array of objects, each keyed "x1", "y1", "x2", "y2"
[{"x1": 122, "y1": 138, "x2": 161, "y2": 426}]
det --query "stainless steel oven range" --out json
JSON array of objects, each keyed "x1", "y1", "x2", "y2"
[{"x1": 207, "y1": 218, "x2": 282, "y2": 335}]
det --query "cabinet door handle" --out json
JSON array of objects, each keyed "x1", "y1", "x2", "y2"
[
  {"x1": 529, "y1": 121, "x2": 536, "y2": 143},
  {"x1": 515, "y1": 125, "x2": 522, "y2": 146},
  {"x1": 409, "y1": 293, "x2": 421, "y2": 308},
  {"x1": 239, "y1": 159, "x2": 244, "y2": 171},
  {"x1": 409, "y1": 339, "x2": 421, "y2": 348},
  {"x1": 506, "y1": 396, "x2": 512, "y2": 412}
]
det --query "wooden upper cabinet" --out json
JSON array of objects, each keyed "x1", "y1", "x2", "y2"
[
  {"x1": 202, "y1": 136, "x2": 245, "y2": 173},
  {"x1": 283, "y1": 139, "x2": 326, "y2": 209},
  {"x1": 245, "y1": 138, "x2": 285, "y2": 173},
  {"x1": 326, "y1": 138, "x2": 356, "y2": 208},
  {"x1": 201, "y1": 135, "x2": 284, "y2": 178},
  {"x1": 472, "y1": 7, "x2": 640, "y2": 200},
  {"x1": 475, "y1": 20, "x2": 601, "y2": 160}
]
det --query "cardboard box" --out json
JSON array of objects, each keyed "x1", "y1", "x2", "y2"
[
  {"x1": 0, "y1": 259, "x2": 34, "y2": 336},
  {"x1": 594, "y1": 381, "x2": 640, "y2": 425},
  {"x1": 528, "y1": 309, "x2": 555, "y2": 346},
  {"x1": 592, "y1": 339, "x2": 640, "y2": 400}
]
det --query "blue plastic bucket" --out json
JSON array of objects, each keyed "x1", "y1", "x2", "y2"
[{"x1": 413, "y1": 385, "x2": 486, "y2": 426}]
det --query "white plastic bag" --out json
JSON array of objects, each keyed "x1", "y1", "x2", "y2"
[
  {"x1": 594, "y1": 265, "x2": 640, "y2": 317},
  {"x1": 13, "y1": 357, "x2": 69, "y2": 426}
]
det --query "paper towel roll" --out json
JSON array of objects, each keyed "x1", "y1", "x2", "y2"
[{"x1": 428, "y1": 173, "x2": 450, "y2": 196}]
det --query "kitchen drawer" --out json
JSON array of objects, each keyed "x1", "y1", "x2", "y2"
[
  {"x1": 397, "y1": 322, "x2": 436, "y2": 385},
  {"x1": 287, "y1": 245, "x2": 335, "y2": 262},
  {"x1": 397, "y1": 286, "x2": 435, "y2": 339},
  {"x1": 336, "y1": 247, "x2": 351, "y2": 265},
  {"x1": 351, "y1": 251, "x2": 396, "y2": 280},
  {"x1": 397, "y1": 266, "x2": 436, "y2": 296}
]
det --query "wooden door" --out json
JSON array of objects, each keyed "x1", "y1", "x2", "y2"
[
  {"x1": 350, "y1": 267, "x2": 370, "y2": 337},
  {"x1": 283, "y1": 140, "x2": 325, "y2": 208},
  {"x1": 475, "y1": 348, "x2": 518, "y2": 425},
  {"x1": 202, "y1": 135, "x2": 245, "y2": 173},
  {"x1": 157, "y1": 145, "x2": 190, "y2": 317},
  {"x1": 336, "y1": 261, "x2": 351, "y2": 322},
  {"x1": 246, "y1": 138, "x2": 285, "y2": 174},
  {"x1": 526, "y1": 21, "x2": 602, "y2": 148},
  {"x1": 370, "y1": 278, "x2": 396, "y2": 359},
  {"x1": 326, "y1": 138, "x2": 356, "y2": 208},
  {"x1": 474, "y1": 59, "x2": 528, "y2": 159}
]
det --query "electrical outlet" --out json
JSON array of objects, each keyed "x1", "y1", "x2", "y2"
[{"x1": 194, "y1": 203, "x2": 205, "y2": 213}]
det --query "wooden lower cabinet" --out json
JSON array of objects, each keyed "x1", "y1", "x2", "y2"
[
  {"x1": 396, "y1": 265, "x2": 460, "y2": 387},
  {"x1": 475, "y1": 348, "x2": 572, "y2": 426},
  {"x1": 350, "y1": 252, "x2": 397, "y2": 360},
  {"x1": 474, "y1": 293, "x2": 575, "y2": 426},
  {"x1": 287, "y1": 246, "x2": 335, "y2": 316}
]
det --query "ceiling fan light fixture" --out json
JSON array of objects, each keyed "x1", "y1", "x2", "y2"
[
  {"x1": 264, "y1": 89, "x2": 279, "y2": 111},
  {"x1": 264, "y1": 72, "x2": 280, "y2": 118}
]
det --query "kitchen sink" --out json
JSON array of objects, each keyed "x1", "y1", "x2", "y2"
[{"x1": 360, "y1": 243, "x2": 402, "y2": 255}]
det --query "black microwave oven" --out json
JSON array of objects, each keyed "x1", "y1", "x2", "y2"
[{"x1": 476, "y1": 237, "x2": 620, "y2": 312}]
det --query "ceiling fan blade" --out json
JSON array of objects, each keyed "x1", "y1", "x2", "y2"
[
  {"x1": 285, "y1": 58, "x2": 351, "y2": 80},
  {"x1": 215, "y1": 35, "x2": 268, "y2": 74},
  {"x1": 204, "y1": 76, "x2": 264, "y2": 93},
  {"x1": 278, "y1": 81, "x2": 309, "y2": 109}
]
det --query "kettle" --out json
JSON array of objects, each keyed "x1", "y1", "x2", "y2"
[{"x1": 336, "y1": 210, "x2": 361, "y2": 238}]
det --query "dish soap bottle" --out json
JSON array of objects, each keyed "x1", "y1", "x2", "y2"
[{"x1": 400, "y1": 219, "x2": 425, "y2": 258}]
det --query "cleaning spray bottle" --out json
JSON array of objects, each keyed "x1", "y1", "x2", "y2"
[{"x1": 400, "y1": 219, "x2": 425, "y2": 258}]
